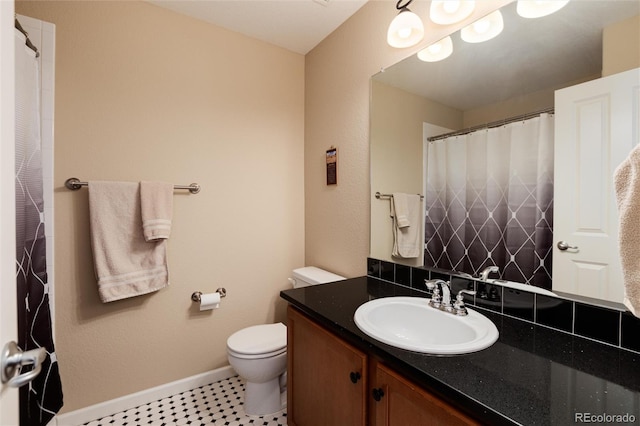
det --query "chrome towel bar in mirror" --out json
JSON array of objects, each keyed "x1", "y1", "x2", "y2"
[{"x1": 64, "y1": 177, "x2": 201, "y2": 194}]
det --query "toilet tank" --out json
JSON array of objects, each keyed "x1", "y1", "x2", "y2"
[{"x1": 290, "y1": 266, "x2": 345, "y2": 288}]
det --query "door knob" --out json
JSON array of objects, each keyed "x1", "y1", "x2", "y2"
[
  {"x1": 1, "y1": 341, "x2": 47, "y2": 388},
  {"x1": 349, "y1": 371, "x2": 361, "y2": 384},
  {"x1": 557, "y1": 241, "x2": 578, "y2": 251}
]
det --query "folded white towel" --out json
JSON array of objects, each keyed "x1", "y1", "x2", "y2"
[
  {"x1": 89, "y1": 181, "x2": 169, "y2": 303},
  {"x1": 140, "y1": 181, "x2": 173, "y2": 242},
  {"x1": 393, "y1": 193, "x2": 411, "y2": 228},
  {"x1": 614, "y1": 145, "x2": 640, "y2": 318},
  {"x1": 391, "y1": 193, "x2": 422, "y2": 258}
]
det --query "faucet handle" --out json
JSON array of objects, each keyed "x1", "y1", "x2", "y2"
[
  {"x1": 453, "y1": 289, "x2": 476, "y2": 316},
  {"x1": 424, "y1": 279, "x2": 440, "y2": 290},
  {"x1": 424, "y1": 279, "x2": 450, "y2": 289},
  {"x1": 431, "y1": 286, "x2": 442, "y2": 305},
  {"x1": 457, "y1": 289, "x2": 476, "y2": 299},
  {"x1": 425, "y1": 279, "x2": 444, "y2": 307}
]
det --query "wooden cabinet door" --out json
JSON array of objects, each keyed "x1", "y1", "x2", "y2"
[
  {"x1": 371, "y1": 362, "x2": 479, "y2": 426},
  {"x1": 287, "y1": 306, "x2": 367, "y2": 426}
]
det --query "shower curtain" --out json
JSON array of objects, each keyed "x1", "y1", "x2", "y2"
[
  {"x1": 15, "y1": 25, "x2": 63, "y2": 425},
  {"x1": 424, "y1": 114, "x2": 554, "y2": 288}
]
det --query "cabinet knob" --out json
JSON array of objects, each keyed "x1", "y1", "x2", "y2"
[
  {"x1": 349, "y1": 371, "x2": 361, "y2": 383},
  {"x1": 372, "y1": 387, "x2": 385, "y2": 401}
]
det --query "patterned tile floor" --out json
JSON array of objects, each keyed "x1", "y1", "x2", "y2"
[{"x1": 83, "y1": 376, "x2": 287, "y2": 426}]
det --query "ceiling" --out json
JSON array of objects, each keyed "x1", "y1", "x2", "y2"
[{"x1": 146, "y1": 0, "x2": 369, "y2": 55}]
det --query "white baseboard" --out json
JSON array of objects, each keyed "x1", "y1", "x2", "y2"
[{"x1": 54, "y1": 365, "x2": 237, "y2": 426}]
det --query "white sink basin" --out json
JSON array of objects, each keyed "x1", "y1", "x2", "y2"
[{"x1": 354, "y1": 297, "x2": 499, "y2": 355}]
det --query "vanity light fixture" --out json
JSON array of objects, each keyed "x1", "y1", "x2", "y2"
[
  {"x1": 430, "y1": 0, "x2": 476, "y2": 25},
  {"x1": 517, "y1": 0, "x2": 570, "y2": 19},
  {"x1": 461, "y1": 10, "x2": 504, "y2": 43},
  {"x1": 417, "y1": 36, "x2": 453, "y2": 62},
  {"x1": 387, "y1": 0, "x2": 425, "y2": 48}
]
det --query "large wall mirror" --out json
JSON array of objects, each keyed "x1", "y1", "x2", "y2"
[{"x1": 370, "y1": 0, "x2": 639, "y2": 303}]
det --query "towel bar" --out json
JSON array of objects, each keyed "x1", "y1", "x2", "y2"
[
  {"x1": 375, "y1": 191, "x2": 423, "y2": 200},
  {"x1": 65, "y1": 177, "x2": 201, "y2": 194}
]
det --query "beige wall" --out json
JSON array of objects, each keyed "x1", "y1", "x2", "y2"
[
  {"x1": 462, "y1": 74, "x2": 599, "y2": 127},
  {"x1": 603, "y1": 14, "x2": 640, "y2": 77},
  {"x1": 370, "y1": 81, "x2": 461, "y2": 264},
  {"x1": 16, "y1": 0, "x2": 304, "y2": 412},
  {"x1": 304, "y1": 0, "x2": 510, "y2": 277}
]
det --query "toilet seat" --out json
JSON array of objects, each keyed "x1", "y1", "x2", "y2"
[
  {"x1": 228, "y1": 346, "x2": 286, "y2": 360},
  {"x1": 227, "y1": 322, "x2": 286, "y2": 359}
]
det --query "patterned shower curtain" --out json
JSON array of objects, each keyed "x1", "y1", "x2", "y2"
[
  {"x1": 15, "y1": 23, "x2": 63, "y2": 425},
  {"x1": 424, "y1": 114, "x2": 554, "y2": 289}
]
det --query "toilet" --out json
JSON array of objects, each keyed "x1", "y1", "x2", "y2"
[{"x1": 226, "y1": 266, "x2": 345, "y2": 416}]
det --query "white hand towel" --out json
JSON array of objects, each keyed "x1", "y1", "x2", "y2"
[
  {"x1": 391, "y1": 193, "x2": 422, "y2": 258},
  {"x1": 140, "y1": 181, "x2": 173, "y2": 242},
  {"x1": 89, "y1": 181, "x2": 169, "y2": 303},
  {"x1": 392, "y1": 193, "x2": 411, "y2": 228},
  {"x1": 614, "y1": 145, "x2": 640, "y2": 318}
]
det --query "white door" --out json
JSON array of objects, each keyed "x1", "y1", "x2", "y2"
[
  {"x1": 0, "y1": 0, "x2": 19, "y2": 423},
  {"x1": 553, "y1": 67, "x2": 640, "y2": 303}
]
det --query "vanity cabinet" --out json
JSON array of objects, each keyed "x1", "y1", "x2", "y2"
[
  {"x1": 370, "y1": 361, "x2": 479, "y2": 426},
  {"x1": 287, "y1": 305, "x2": 368, "y2": 426},
  {"x1": 287, "y1": 306, "x2": 479, "y2": 426}
]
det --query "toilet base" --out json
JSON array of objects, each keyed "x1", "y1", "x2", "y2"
[{"x1": 243, "y1": 378, "x2": 285, "y2": 416}]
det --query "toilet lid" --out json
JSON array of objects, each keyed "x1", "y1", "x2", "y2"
[{"x1": 227, "y1": 322, "x2": 286, "y2": 355}]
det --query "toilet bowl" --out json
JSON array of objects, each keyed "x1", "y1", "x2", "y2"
[
  {"x1": 227, "y1": 323, "x2": 287, "y2": 416},
  {"x1": 227, "y1": 267, "x2": 345, "y2": 416}
]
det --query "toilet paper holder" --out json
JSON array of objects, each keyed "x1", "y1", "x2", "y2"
[{"x1": 191, "y1": 288, "x2": 227, "y2": 302}]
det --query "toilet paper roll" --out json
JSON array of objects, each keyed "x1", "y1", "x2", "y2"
[{"x1": 199, "y1": 292, "x2": 221, "y2": 311}]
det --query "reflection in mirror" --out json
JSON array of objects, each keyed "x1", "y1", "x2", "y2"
[
  {"x1": 370, "y1": 1, "x2": 640, "y2": 298},
  {"x1": 424, "y1": 112, "x2": 554, "y2": 289}
]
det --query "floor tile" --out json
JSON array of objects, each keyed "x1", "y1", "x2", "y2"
[{"x1": 82, "y1": 376, "x2": 287, "y2": 426}]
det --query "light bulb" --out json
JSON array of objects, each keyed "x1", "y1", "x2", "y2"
[
  {"x1": 428, "y1": 43, "x2": 443, "y2": 54},
  {"x1": 417, "y1": 36, "x2": 453, "y2": 62},
  {"x1": 461, "y1": 10, "x2": 503, "y2": 43},
  {"x1": 473, "y1": 19, "x2": 490, "y2": 34},
  {"x1": 430, "y1": 0, "x2": 475, "y2": 25},
  {"x1": 398, "y1": 27, "x2": 412, "y2": 39},
  {"x1": 443, "y1": 1, "x2": 460, "y2": 14},
  {"x1": 517, "y1": 0, "x2": 570, "y2": 18}
]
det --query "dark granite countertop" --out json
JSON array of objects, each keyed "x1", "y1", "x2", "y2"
[{"x1": 280, "y1": 276, "x2": 640, "y2": 426}]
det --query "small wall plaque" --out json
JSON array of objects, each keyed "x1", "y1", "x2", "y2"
[{"x1": 326, "y1": 147, "x2": 337, "y2": 185}]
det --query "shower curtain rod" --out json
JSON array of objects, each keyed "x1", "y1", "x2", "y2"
[
  {"x1": 64, "y1": 178, "x2": 201, "y2": 194},
  {"x1": 15, "y1": 18, "x2": 40, "y2": 58},
  {"x1": 427, "y1": 107, "x2": 554, "y2": 142}
]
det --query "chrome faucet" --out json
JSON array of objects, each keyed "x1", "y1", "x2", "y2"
[
  {"x1": 424, "y1": 279, "x2": 476, "y2": 316},
  {"x1": 479, "y1": 266, "x2": 499, "y2": 281}
]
